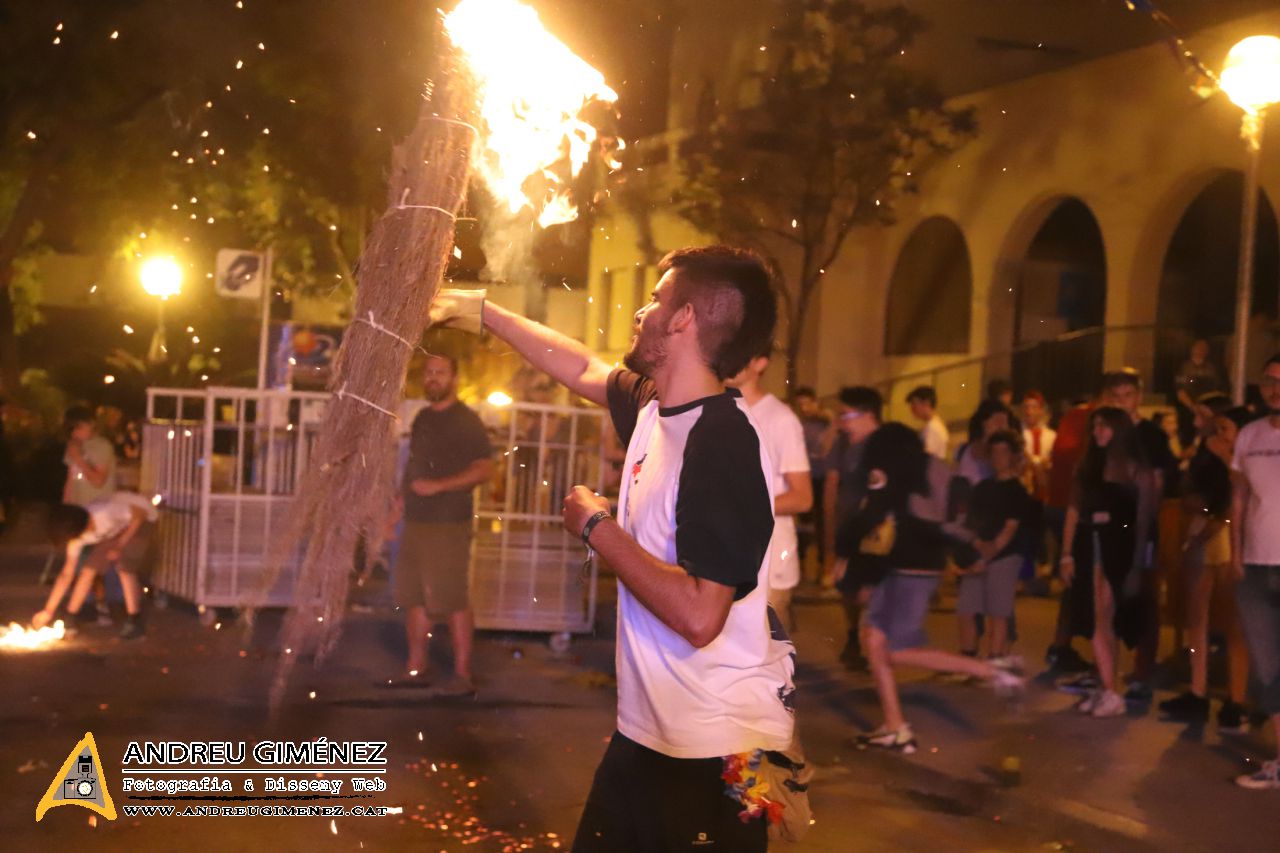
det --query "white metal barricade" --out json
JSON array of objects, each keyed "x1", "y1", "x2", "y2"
[
  {"x1": 471, "y1": 401, "x2": 606, "y2": 639},
  {"x1": 142, "y1": 387, "x2": 328, "y2": 615},
  {"x1": 142, "y1": 388, "x2": 605, "y2": 637}
]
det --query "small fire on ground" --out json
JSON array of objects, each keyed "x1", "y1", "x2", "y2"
[{"x1": 0, "y1": 620, "x2": 67, "y2": 651}]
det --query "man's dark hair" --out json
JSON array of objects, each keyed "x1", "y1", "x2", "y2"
[
  {"x1": 659, "y1": 246, "x2": 777, "y2": 380},
  {"x1": 986, "y1": 378, "x2": 1012, "y2": 400},
  {"x1": 1265, "y1": 352, "x2": 1280, "y2": 371},
  {"x1": 1102, "y1": 368, "x2": 1143, "y2": 392},
  {"x1": 1225, "y1": 405, "x2": 1254, "y2": 430},
  {"x1": 838, "y1": 386, "x2": 883, "y2": 421},
  {"x1": 987, "y1": 429, "x2": 1023, "y2": 455},
  {"x1": 424, "y1": 352, "x2": 459, "y2": 375},
  {"x1": 906, "y1": 385, "x2": 937, "y2": 408},
  {"x1": 48, "y1": 504, "x2": 91, "y2": 548},
  {"x1": 64, "y1": 405, "x2": 94, "y2": 430},
  {"x1": 1197, "y1": 391, "x2": 1233, "y2": 417},
  {"x1": 968, "y1": 399, "x2": 1013, "y2": 443},
  {"x1": 793, "y1": 386, "x2": 816, "y2": 400}
]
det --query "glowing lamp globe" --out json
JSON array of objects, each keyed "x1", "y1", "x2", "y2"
[
  {"x1": 486, "y1": 390, "x2": 514, "y2": 407},
  {"x1": 140, "y1": 257, "x2": 182, "y2": 300},
  {"x1": 1220, "y1": 35, "x2": 1280, "y2": 114}
]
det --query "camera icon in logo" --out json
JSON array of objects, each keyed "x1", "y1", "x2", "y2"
[{"x1": 63, "y1": 754, "x2": 97, "y2": 799}]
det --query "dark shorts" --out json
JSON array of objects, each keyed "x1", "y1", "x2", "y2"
[
  {"x1": 865, "y1": 571, "x2": 941, "y2": 651},
  {"x1": 572, "y1": 732, "x2": 767, "y2": 853},
  {"x1": 393, "y1": 521, "x2": 472, "y2": 617},
  {"x1": 84, "y1": 524, "x2": 156, "y2": 576}
]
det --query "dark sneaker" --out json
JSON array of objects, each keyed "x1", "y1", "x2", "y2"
[
  {"x1": 118, "y1": 618, "x2": 146, "y2": 640},
  {"x1": 1056, "y1": 672, "x2": 1100, "y2": 695},
  {"x1": 1054, "y1": 646, "x2": 1093, "y2": 674},
  {"x1": 854, "y1": 724, "x2": 917, "y2": 755},
  {"x1": 1158, "y1": 691, "x2": 1209, "y2": 722},
  {"x1": 1123, "y1": 681, "x2": 1153, "y2": 703},
  {"x1": 1217, "y1": 701, "x2": 1250, "y2": 734},
  {"x1": 1236, "y1": 759, "x2": 1280, "y2": 790}
]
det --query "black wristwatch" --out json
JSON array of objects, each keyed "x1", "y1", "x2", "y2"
[{"x1": 581, "y1": 509, "x2": 611, "y2": 546}]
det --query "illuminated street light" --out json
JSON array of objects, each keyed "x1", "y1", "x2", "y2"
[
  {"x1": 140, "y1": 256, "x2": 182, "y2": 300},
  {"x1": 1220, "y1": 35, "x2": 1280, "y2": 115},
  {"x1": 486, "y1": 390, "x2": 514, "y2": 407},
  {"x1": 140, "y1": 256, "x2": 182, "y2": 363},
  {"x1": 1221, "y1": 35, "x2": 1280, "y2": 403}
]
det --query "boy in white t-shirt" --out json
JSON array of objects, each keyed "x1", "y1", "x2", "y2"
[
  {"x1": 1231, "y1": 353, "x2": 1280, "y2": 791},
  {"x1": 34, "y1": 493, "x2": 158, "y2": 640},
  {"x1": 726, "y1": 347, "x2": 812, "y2": 629}
]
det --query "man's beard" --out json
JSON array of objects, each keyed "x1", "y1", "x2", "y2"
[
  {"x1": 424, "y1": 384, "x2": 450, "y2": 402},
  {"x1": 623, "y1": 325, "x2": 668, "y2": 377}
]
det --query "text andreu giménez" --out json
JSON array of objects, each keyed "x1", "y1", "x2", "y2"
[{"x1": 122, "y1": 739, "x2": 387, "y2": 766}]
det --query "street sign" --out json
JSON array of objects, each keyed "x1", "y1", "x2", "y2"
[{"x1": 215, "y1": 248, "x2": 265, "y2": 300}]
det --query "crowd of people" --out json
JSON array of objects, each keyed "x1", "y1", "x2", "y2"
[
  {"x1": 17, "y1": 241, "x2": 1280, "y2": 849},
  {"x1": 773, "y1": 353, "x2": 1280, "y2": 792}
]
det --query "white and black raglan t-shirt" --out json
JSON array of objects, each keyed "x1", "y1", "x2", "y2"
[{"x1": 606, "y1": 369, "x2": 797, "y2": 759}]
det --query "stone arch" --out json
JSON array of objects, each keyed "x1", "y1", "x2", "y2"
[
  {"x1": 1154, "y1": 169, "x2": 1279, "y2": 394},
  {"x1": 883, "y1": 216, "x2": 972, "y2": 356},
  {"x1": 990, "y1": 195, "x2": 1107, "y2": 402}
]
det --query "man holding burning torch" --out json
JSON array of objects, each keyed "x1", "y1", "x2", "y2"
[{"x1": 431, "y1": 246, "x2": 797, "y2": 851}]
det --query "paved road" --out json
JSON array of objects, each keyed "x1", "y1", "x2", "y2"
[{"x1": 2, "y1": 542, "x2": 1277, "y2": 851}]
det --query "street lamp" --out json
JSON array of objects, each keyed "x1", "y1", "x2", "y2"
[
  {"x1": 1220, "y1": 35, "x2": 1280, "y2": 403},
  {"x1": 140, "y1": 256, "x2": 182, "y2": 364}
]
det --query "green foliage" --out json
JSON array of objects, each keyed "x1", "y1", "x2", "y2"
[
  {"x1": 672, "y1": 0, "x2": 976, "y2": 379},
  {"x1": 0, "y1": 0, "x2": 433, "y2": 392}
]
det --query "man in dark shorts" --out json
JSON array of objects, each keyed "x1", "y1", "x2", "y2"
[
  {"x1": 395, "y1": 354, "x2": 493, "y2": 696},
  {"x1": 431, "y1": 246, "x2": 796, "y2": 851}
]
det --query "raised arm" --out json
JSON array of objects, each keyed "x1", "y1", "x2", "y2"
[{"x1": 480, "y1": 302, "x2": 613, "y2": 407}]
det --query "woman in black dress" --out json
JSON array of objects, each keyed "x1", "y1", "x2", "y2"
[{"x1": 1059, "y1": 407, "x2": 1157, "y2": 718}]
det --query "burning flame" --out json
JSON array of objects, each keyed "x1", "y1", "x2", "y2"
[
  {"x1": 444, "y1": 0, "x2": 618, "y2": 227},
  {"x1": 0, "y1": 620, "x2": 66, "y2": 651}
]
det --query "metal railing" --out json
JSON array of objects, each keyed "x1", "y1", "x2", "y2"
[{"x1": 872, "y1": 324, "x2": 1233, "y2": 425}]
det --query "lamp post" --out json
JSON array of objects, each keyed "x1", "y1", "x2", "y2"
[
  {"x1": 1220, "y1": 35, "x2": 1280, "y2": 404},
  {"x1": 140, "y1": 256, "x2": 182, "y2": 364}
]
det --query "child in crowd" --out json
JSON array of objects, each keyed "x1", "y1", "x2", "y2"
[
  {"x1": 956, "y1": 431, "x2": 1030, "y2": 664},
  {"x1": 33, "y1": 492, "x2": 158, "y2": 640}
]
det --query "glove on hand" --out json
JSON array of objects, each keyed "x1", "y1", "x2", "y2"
[{"x1": 428, "y1": 288, "x2": 486, "y2": 334}]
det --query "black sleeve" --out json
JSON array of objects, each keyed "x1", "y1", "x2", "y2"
[
  {"x1": 675, "y1": 398, "x2": 774, "y2": 600},
  {"x1": 606, "y1": 368, "x2": 657, "y2": 446}
]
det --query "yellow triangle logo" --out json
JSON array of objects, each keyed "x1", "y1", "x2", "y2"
[{"x1": 36, "y1": 732, "x2": 117, "y2": 823}]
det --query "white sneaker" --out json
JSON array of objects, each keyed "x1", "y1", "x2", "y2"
[
  {"x1": 988, "y1": 667, "x2": 1024, "y2": 698},
  {"x1": 1091, "y1": 690, "x2": 1127, "y2": 718},
  {"x1": 989, "y1": 654, "x2": 1025, "y2": 673},
  {"x1": 1236, "y1": 759, "x2": 1280, "y2": 790}
]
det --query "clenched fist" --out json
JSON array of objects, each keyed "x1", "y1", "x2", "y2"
[{"x1": 562, "y1": 485, "x2": 611, "y2": 540}]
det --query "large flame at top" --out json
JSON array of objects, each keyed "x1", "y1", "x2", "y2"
[{"x1": 444, "y1": 0, "x2": 618, "y2": 228}]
